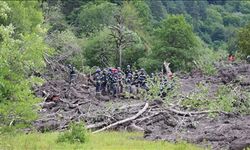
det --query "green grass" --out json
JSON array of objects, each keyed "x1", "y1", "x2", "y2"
[{"x1": 0, "y1": 131, "x2": 202, "y2": 150}]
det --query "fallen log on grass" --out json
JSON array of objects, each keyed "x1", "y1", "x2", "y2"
[{"x1": 93, "y1": 102, "x2": 149, "y2": 133}]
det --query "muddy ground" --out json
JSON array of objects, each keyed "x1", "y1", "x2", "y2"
[{"x1": 33, "y1": 61, "x2": 250, "y2": 150}]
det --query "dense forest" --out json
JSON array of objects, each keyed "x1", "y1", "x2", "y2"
[
  {"x1": 43, "y1": 0, "x2": 250, "y2": 72},
  {"x1": 0, "y1": 1, "x2": 250, "y2": 149}
]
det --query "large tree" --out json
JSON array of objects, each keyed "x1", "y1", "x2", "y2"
[
  {"x1": 157, "y1": 15, "x2": 198, "y2": 49},
  {"x1": 73, "y1": 1, "x2": 117, "y2": 37},
  {"x1": 153, "y1": 15, "x2": 200, "y2": 71}
]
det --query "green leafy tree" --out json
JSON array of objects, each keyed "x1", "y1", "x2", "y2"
[
  {"x1": 84, "y1": 26, "x2": 145, "y2": 68},
  {"x1": 157, "y1": 15, "x2": 198, "y2": 49},
  {"x1": 73, "y1": 1, "x2": 117, "y2": 37},
  {"x1": 238, "y1": 24, "x2": 250, "y2": 56},
  {"x1": 84, "y1": 28, "x2": 116, "y2": 67},
  {"x1": 137, "y1": 57, "x2": 161, "y2": 73},
  {"x1": 42, "y1": 1, "x2": 68, "y2": 33},
  {"x1": 6, "y1": 1, "x2": 44, "y2": 35},
  {"x1": 153, "y1": 15, "x2": 200, "y2": 71},
  {"x1": 121, "y1": 1, "x2": 153, "y2": 50},
  {"x1": 148, "y1": 0, "x2": 166, "y2": 21},
  {"x1": 239, "y1": 1, "x2": 250, "y2": 14},
  {"x1": 162, "y1": 0, "x2": 186, "y2": 14},
  {"x1": 0, "y1": 1, "x2": 53, "y2": 127},
  {"x1": 223, "y1": 13, "x2": 241, "y2": 27},
  {"x1": 131, "y1": 0, "x2": 153, "y2": 30}
]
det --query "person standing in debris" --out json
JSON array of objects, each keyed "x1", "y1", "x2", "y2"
[
  {"x1": 117, "y1": 67, "x2": 125, "y2": 94},
  {"x1": 125, "y1": 65, "x2": 133, "y2": 78},
  {"x1": 94, "y1": 68, "x2": 102, "y2": 94},
  {"x1": 138, "y1": 68, "x2": 148, "y2": 90},
  {"x1": 247, "y1": 55, "x2": 250, "y2": 63},
  {"x1": 101, "y1": 69, "x2": 108, "y2": 95},
  {"x1": 107, "y1": 68, "x2": 113, "y2": 95},
  {"x1": 68, "y1": 64, "x2": 77, "y2": 85},
  {"x1": 132, "y1": 70, "x2": 139, "y2": 88},
  {"x1": 125, "y1": 72, "x2": 133, "y2": 93},
  {"x1": 111, "y1": 68, "x2": 118, "y2": 97}
]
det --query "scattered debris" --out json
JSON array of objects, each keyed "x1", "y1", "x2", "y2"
[{"x1": 33, "y1": 61, "x2": 250, "y2": 150}]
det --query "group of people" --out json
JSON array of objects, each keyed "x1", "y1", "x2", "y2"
[{"x1": 92, "y1": 65, "x2": 173, "y2": 97}]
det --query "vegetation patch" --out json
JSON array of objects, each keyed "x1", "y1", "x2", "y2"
[
  {"x1": 57, "y1": 122, "x2": 88, "y2": 144},
  {"x1": 0, "y1": 132, "x2": 200, "y2": 150}
]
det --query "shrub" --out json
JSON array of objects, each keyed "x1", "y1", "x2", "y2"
[
  {"x1": 195, "y1": 48, "x2": 226, "y2": 75},
  {"x1": 57, "y1": 122, "x2": 88, "y2": 144},
  {"x1": 0, "y1": 1, "x2": 52, "y2": 128},
  {"x1": 145, "y1": 76, "x2": 180, "y2": 101},
  {"x1": 181, "y1": 84, "x2": 250, "y2": 114}
]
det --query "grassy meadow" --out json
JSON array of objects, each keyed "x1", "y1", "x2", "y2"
[{"x1": 0, "y1": 131, "x2": 202, "y2": 150}]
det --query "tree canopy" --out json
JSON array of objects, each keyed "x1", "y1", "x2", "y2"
[{"x1": 0, "y1": 1, "x2": 52, "y2": 127}]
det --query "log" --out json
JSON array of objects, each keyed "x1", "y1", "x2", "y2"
[
  {"x1": 93, "y1": 102, "x2": 149, "y2": 134},
  {"x1": 119, "y1": 102, "x2": 145, "y2": 110},
  {"x1": 86, "y1": 122, "x2": 107, "y2": 130}
]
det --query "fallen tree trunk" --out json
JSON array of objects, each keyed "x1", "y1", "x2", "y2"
[
  {"x1": 86, "y1": 122, "x2": 107, "y2": 130},
  {"x1": 93, "y1": 102, "x2": 149, "y2": 134}
]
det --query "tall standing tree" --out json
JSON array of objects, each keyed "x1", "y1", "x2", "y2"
[
  {"x1": 109, "y1": 14, "x2": 136, "y2": 67},
  {"x1": 153, "y1": 15, "x2": 200, "y2": 70},
  {"x1": 73, "y1": 1, "x2": 117, "y2": 37}
]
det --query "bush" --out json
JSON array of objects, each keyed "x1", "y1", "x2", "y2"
[
  {"x1": 0, "y1": 2, "x2": 53, "y2": 128},
  {"x1": 238, "y1": 23, "x2": 250, "y2": 57},
  {"x1": 181, "y1": 84, "x2": 250, "y2": 114},
  {"x1": 57, "y1": 122, "x2": 88, "y2": 144},
  {"x1": 195, "y1": 48, "x2": 226, "y2": 75}
]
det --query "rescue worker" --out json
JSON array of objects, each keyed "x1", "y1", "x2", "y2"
[
  {"x1": 93, "y1": 68, "x2": 102, "y2": 93},
  {"x1": 125, "y1": 72, "x2": 133, "y2": 93},
  {"x1": 126, "y1": 72, "x2": 133, "y2": 84},
  {"x1": 68, "y1": 64, "x2": 77, "y2": 85},
  {"x1": 125, "y1": 65, "x2": 133, "y2": 78},
  {"x1": 107, "y1": 68, "x2": 113, "y2": 94},
  {"x1": 101, "y1": 69, "x2": 108, "y2": 95},
  {"x1": 132, "y1": 70, "x2": 139, "y2": 88},
  {"x1": 247, "y1": 55, "x2": 250, "y2": 63},
  {"x1": 111, "y1": 68, "x2": 118, "y2": 97},
  {"x1": 117, "y1": 67, "x2": 125, "y2": 94},
  {"x1": 138, "y1": 68, "x2": 148, "y2": 90},
  {"x1": 150, "y1": 73, "x2": 156, "y2": 83}
]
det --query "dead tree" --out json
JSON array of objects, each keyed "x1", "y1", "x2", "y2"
[
  {"x1": 109, "y1": 14, "x2": 136, "y2": 67},
  {"x1": 163, "y1": 61, "x2": 172, "y2": 74}
]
